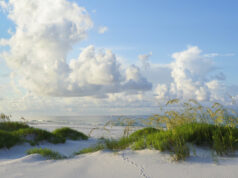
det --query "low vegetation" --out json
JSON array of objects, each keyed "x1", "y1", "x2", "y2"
[
  {"x1": 0, "y1": 130, "x2": 22, "y2": 148},
  {"x1": 27, "y1": 148, "x2": 66, "y2": 160},
  {"x1": 1, "y1": 99, "x2": 238, "y2": 161},
  {"x1": 75, "y1": 144, "x2": 105, "y2": 155},
  {"x1": 81, "y1": 99, "x2": 238, "y2": 160},
  {"x1": 104, "y1": 123, "x2": 238, "y2": 160},
  {"x1": 102, "y1": 99, "x2": 238, "y2": 160},
  {"x1": 53, "y1": 127, "x2": 88, "y2": 140},
  {"x1": 0, "y1": 115, "x2": 88, "y2": 149},
  {"x1": 0, "y1": 121, "x2": 30, "y2": 131},
  {"x1": 13, "y1": 128, "x2": 66, "y2": 145}
]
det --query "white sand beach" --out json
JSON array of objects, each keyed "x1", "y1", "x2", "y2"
[{"x1": 0, "y1": 122, "x2": 237, "y2": 178}]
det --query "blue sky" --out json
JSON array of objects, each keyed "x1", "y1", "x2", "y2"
[
  {"x1": 76, "y1": 0, "x2": 238, "y2": 83},
  {"x1": 0, "y1": 0, "x2": 237, "y2": 115},
  {"x1": 1, "y1": 0, "x2": 238, "y2": 78}
]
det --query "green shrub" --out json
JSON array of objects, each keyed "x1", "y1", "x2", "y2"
[
  {"x1": 52, "y1": 127, "x2": 88, "y2": 140},
  {"x1": 26, "y1": 148, "x2": 65, "y2": 160}
]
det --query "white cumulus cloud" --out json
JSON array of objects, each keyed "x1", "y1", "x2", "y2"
[
  {"x1": 154, "y1": 46, "x2": 231, "y2": 102},
  {"x1": 138, "y1": 52, "x2": 152, "y2": 70},
  {"x1": 0, "y1": 0, "x2": 8, "y2": 10},
  {"x1": 0, "y1": 1, "x2": 237, "y2": 115},
  {"x1": 0, "y1": 0, "x2": 151, "y2": 98}
]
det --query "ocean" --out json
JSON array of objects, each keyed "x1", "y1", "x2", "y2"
[{"x1": 23, "y1": 115, "x2": 150, "y2": 138}]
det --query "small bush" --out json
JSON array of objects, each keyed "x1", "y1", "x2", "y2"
[
  {"x1": 27, "y1": 148, "x2": 65, "y2": 160},
  {"x1": 52, "y1": 127, "x2": 88, "y2": 140}
]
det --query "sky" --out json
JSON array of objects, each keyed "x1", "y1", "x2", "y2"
[{"x1": 0, "y1": 0, "x2": 238, "y2": 116}]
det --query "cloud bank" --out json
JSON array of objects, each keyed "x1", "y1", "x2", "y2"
[
  {"x1": 0, "y1": 0, "x2": 152, "y2": 98},
  {"x1": 154, "y1": 46, "x2": 232, "y2": 102},
  {"x1": 138, "y1": 52, "x2": 152, "y2": 70},
  {"x1": 0, "y1": 0, "x2": 237, "y2": 115}
]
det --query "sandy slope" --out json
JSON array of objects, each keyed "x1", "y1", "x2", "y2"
[
  {"x1": 0, "y1": 143, "x2": 238, "y2": 178},
  {"x1": 0, "y1": 123, "x2": 237, "y2": 178}
]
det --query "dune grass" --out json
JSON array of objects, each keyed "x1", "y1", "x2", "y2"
[
  {"x1": 0, "y1": 121, "x2": 30, "y2": 131},
  {"x1": 26, "y1": 148, "x2": 66, "y2": 160},
  {"x1": 102, "y1": 99, "x2": 238, "y2": 160},
  {"x1": 72, "y1": 99, "x2": 238, "y2": 161},
  {"x1": 75, "y1": 144, "x2": 105, "y2": 155},
  {"x1": 52, "y1": 127, "x2": 88, "y2": 140},
  {"x1": 0, "y1": 118, "x2": 88, "y2": 149},
  {"x1": 0, "y1": 130, "x2": 22, "y2": 149},
  {"x1": 104, "y1": 123, "x2": 238, "y2": 160},
  {"x1": 14, "y1": 128, "x2": 66, "y2": 145},
  {"x1": 0, "y1": 126, "x2": 66, "y2": 148},
  {"x1": 1, "y1": 99, "x2": 238, "y2": 161}
]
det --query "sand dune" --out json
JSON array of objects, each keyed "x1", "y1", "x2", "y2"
[{"x1": 0, "y1": 140, "x2": 238, "y2": 178}]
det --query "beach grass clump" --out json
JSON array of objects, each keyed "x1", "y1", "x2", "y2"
[
  {"x1": 0, "y1": 115, "x2": 90, "y2": 149},
  {"x1": 0, "y1": 113, "x2": 11, "y2": 121},
  {"x1": 104, "y1": 99, "x2": 238, "y2": 160},
  {"x1": 26, "y1": 148, "x2": 66, "y2": 160},
  {"x1": 0, "y1": 121, "x2": 89, "y2": 148},
  {"x1": 129, "y1": 127, "x2": 159, "y2": 140},
  {"x1": 105, "y1": 128, "x2": 189, "y2": 160},
  {"x1": 0, "y1": 121, "x2": 30, "y2": 131},
  {"x1": 75, "y1": 144, "x2": 105, "y2": 155},
  {"x1": 0, "y1": 130, "x2": 22, "y2": 149},
  {"x1": 13, "y1": 128, "x2": 66, "y2": 145},
  {"x1": 52, "y1": 127, "x2": 88, "y2": 140},
  {"x1": 105, "y1": 137, "x2": 132, "y2": 150},
  {"x1": 105, "y1": 127, "x2": 160, "y2": 151},
  {"x1": 105, "y1": 123, "x2": 238, "y2": 160}
]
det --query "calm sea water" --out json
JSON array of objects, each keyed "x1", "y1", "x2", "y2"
[
  {"x1": 26, "y1": 115, "x2": 149, "y2": 126},
  {"x1": 22, "y1": 115, "x2": 150, "y2": 138}
]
